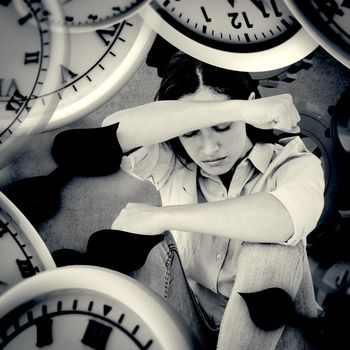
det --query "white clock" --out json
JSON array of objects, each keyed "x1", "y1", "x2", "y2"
[
  {"x1": 46, "y1": 15, "x2": 155, "y2": 130},
  {"x1": 0, "y1": 0, "x2": 67, "y2": 168},
  {"x1": 284, "y1": 0, "x2": 350, "y2": 69},
  {"x1": 0, "y1": 266, "x2": 199, "y2": 349},
  {"x1": 141, "y1": 0, "x2": 318, "y2": 71}
]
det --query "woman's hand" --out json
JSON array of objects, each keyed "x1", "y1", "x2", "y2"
[
  {"x1": 242, "y1": 94, "x2": 301, "y2": 133},
  {"x1": 111, "y1": 202, "x2": 166, "y2": 235}
]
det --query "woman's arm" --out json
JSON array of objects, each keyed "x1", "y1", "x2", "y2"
[
  {"x1": 112, "y1": 192, "x2": 294, "y2": 243},
  {"x1": 102, "y1": 94, "x2": 300, "y2": 153}
]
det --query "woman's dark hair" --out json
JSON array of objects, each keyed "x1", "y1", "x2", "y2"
[{"x1": 155, "y1": 52, "x2": 277, "y2": 165}]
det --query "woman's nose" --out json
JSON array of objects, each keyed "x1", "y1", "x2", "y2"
[{"x1": 201, "y1": 134, "x2": 220, "y2": 155}]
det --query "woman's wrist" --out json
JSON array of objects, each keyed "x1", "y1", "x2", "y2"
[{"x1": 225, "y1": 99, "x2": 249, "y2": 123}]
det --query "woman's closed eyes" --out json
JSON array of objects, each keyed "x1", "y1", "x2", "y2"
[{"x1": 182, "y1": 122, "x2": 233, "y2": 138}]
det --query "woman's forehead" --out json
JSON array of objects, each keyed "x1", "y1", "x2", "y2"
[{"x1": 179, "y1": 86, "x2": 230, "y2": 102}]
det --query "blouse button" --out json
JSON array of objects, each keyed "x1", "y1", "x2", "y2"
[{"x1": 216, "y1": 253, "x2": 222, "y2": 260}]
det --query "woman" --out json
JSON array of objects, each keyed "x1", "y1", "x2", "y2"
[{"x1": 57, "y1": 52, "x2": 325, "y2": 349}]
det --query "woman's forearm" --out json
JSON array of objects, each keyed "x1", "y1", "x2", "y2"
[
  {"x1": 102, "y1": 94, "x2": 300, "y2": 153},
  {"x1": 159, "y1": 192, "x2": 294, "y2": 243},
  {"x1": 102, "y1": 99, "x2": 245, "y2": 153}
]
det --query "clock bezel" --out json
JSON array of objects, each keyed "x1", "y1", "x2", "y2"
[{"x1": 51, "y1": 0, "x2": 153, "y2": 33}]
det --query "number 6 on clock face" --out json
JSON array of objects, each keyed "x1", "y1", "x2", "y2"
[{"x1": 141, "y1": 0, "x2": 318, "y2": 71}]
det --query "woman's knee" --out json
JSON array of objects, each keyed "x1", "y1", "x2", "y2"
[{"x1": 233, "y1": 241, "x2": 305, "y2": 298}]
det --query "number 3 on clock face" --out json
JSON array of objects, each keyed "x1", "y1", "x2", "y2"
[{"x1": 141, "y1": 0, "x2": 318, "y2": 71}]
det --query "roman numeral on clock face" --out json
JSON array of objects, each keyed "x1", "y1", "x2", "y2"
[{"x1": 81, "y1": 319, "x2": 112, "y2": 350}]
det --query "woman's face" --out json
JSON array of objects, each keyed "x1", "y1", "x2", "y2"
[{"x1": 179, "y1": 87, "x2": 251, "y2": 176}]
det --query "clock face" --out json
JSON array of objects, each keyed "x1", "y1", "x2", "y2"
[
  {"x1": 47, "y1": 15, "x2": 155, "y2": 130},
  {"x1": 0, "y1": 192, "x2": 56, "y2": 297},
  {"x1": 0, "y1": 266, "x2": 197, "y2": 350},
  {"x1": 51, "y1": 0, "x2": 152, "y2": 32},
  {"x1": 141, "y1": 0, "x2": 318, "y2": 71},
  {"x1": 0, "y1": 0, "x2": 66, "y2": 167},
  {"x1": 283, "y1": 0, "x2": 350, "y2": 69}
]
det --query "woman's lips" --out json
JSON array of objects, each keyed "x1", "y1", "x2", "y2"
[{"x1": 202, "y1": 156, "x2": 227, "y2": 166}]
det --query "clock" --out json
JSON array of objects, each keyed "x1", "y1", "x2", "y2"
[
  {"x1": 0, "y1": 191, "x2": 56, "y2": 297},
  {"x1": 10, "y1": 3, "x2": 156, "y2": 131},
  {"x1": 283, "y1": 0, "x2": 350, "y2": 69},
  {"x1": 47, "y1": 15, "x2": 155, "y2": 130},
  {"x1": 140, "y1": 0, "x2": 318, "y2": 71},
  {"x1": 0, "y1": 0, "x2": 67, "y2": 168},
  {"x1": 45, "y1": 0, "x2": 153, "y2": 32},
  {"x1": 0, "y1": 266, "x2": 198, "y2": 349}
]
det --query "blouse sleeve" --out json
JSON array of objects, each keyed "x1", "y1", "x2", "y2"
[
  {"x1": 269, "y1": 154, "x2": 325, "y2": 245},
  {"x1": 120, "y1": 142, "x2": 176, "y2": 190}
]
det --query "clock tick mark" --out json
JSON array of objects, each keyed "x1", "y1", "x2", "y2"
[
  {"x1": 109, "y1": 51, "x2": 116, "y2": 57},
  {"x1": 144, "y1": 339, "x2": 154, "y2": 349},
  {"x1": 42, "y1": 305, "x2": 48, "y2": 315},
  {"x1": 132, "y1": 325, "x2": 139, "y2": 335},
  {"x1": 98, "y1": 64, "x2": 105, "y2": 70},
  {"x1": 72, "y1": 299, "x2": 78, "y2": 310},
  {"x1": 73, "y1": 85, "x2": 77, "y2": 92},
  {"x1": 118, "y1": 313, "x2": 125, "y2": 324},
  {"x1": 88, "y1": 301, "x2": 94, "y2": 311},
  {"x1": 57, "y1": 301, "x2": 62, "y2": 311},
  {"x1": 86, "y1": 75, "x2": 92, "y2": 82},
  {"x1": 103, "y1": 305, "x2": 112, "y2": 316},
  {"x1": 27, "y1": 311, "x2": 33, "y2": 321}
]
